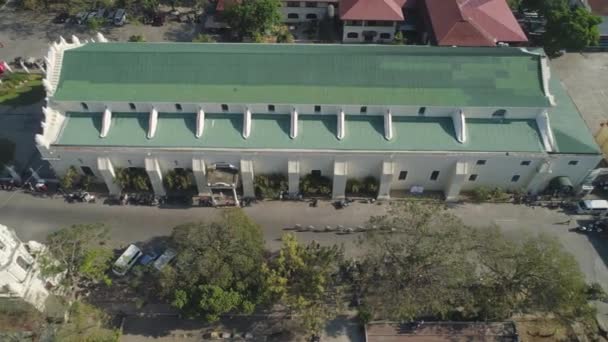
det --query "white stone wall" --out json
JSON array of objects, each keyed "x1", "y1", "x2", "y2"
[
  {"x1": 281, "y1": 3, "x2": 332, "y2": 23},
  {"x1": 43, "y1": 146, "x2": 600, "y2": 196},
  {"x1": 342, "y1": 24, "x2": 396, "y2": 43}
]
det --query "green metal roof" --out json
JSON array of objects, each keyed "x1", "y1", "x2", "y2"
[
  {"x1": 548, "y1": 76, "x2": 600, "y2": 154},
  {"x1": 53, "y1": 43, "x2": 549, "y2": 108},
  {"x1": 55, "y1": 112, "x2": 545, "y2": 153}
]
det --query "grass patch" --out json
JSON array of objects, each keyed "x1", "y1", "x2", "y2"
[{"x1": 0, "y1": 73, "x2": 45, "y2": 107}]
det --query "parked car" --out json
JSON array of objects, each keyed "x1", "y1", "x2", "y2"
[
  {"x1": 53, "y1": 12, "x2": 70, "y2": 24},
  {"x1": 112, "y1": 244, "x2": 143, "y2": 276},
  {"x1": 576, "y1": 199, "x2": 608, "y2": 215},
  {"x1": 85, "y1": 11, "x2": 98, "y2": 23},
  {"x1": 113, "y1": 8, "x2": 126, "y2": 26},
  {"x1": 96, "y1": 8, "x2": 107, "y2": 19},
  {"x1": 153, "y1": 248, "x2": 177, "y2": 271}
]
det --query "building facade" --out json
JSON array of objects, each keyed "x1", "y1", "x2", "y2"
[
  {"x1": 35, "y1": 39, "x2": 602, "y2": 200},
  {"x1": 339, "y1": 0, "x2": 405, "y2": 42},
  {"x1": 0, "y1": 225, "x2": 55, "y2": 312}
]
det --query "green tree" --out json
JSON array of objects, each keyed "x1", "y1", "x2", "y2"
[
  {"x1": 543, "y1": 2, "x2": 601, "y2": 55},
  {"x1": 61, "y1": 166, "x2": 79, "y2": 190},
  {"x1": 472, "y1": 228, "x2": 592, "y2": 320},
  {"x1": 41, "y1": 224, "x2": 113, "y2": 299},
  {"x1": 358, "y1": 202, "x2": 477, "y2": 321},
  {"x1": 114, "y1": 167, "x2": 151, "y2": 192},
  {"x1": 54, "y1": 301, "x2": 121, "y2": 342},
  {"x1": 222, "y1": 0, "x2": 282, "y2": 41},
  {"x1": 265, "y1": 234, "x2": 345, "y2": 335},
  {"x1": 159, "y1": 210, "x2": 268, "y2": 321}
]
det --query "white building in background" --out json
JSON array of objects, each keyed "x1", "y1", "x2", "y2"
[
  {"x1": 0, "y1": 224, "x2": 57, "y2": 312},
  {"x1": 35, "y1": 38, "x2": 602, "y2": 201}
]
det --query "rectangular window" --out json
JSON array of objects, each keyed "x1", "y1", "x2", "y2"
[
  {"x1": 175, "y1": 103, "x2": 182, "y2": 111},
  {"x1": 469, "y1": 174, "x2": 478, "y2": 181},
  {"x1": 287, "y1": 1, "x2": 300, "y2": 6},
  {"x1": 398, "y1": 171, "x2": 408, "y2": 180},
  {"x1": 476, "y1": 160, "x2": 486, "y2": 165},
  {"x1": 360, "y1": 106, "x2": 367, "y2": 113},
  {"x1": 305, "y1": 1, "x2": 316, "y2": 7},
  {"x1": 221, "y1": 104, "x2": 229, "y2": 112},
  {"x1": 16, "y1": 256, "x2": 31, "y2": 272},
  {"x1": 129, "y1": 103, "x2": 136, "y2": 110},
  {"x1": 492, "y1": 109, "x2": 507, "y2": 118},
  {"x1": 81, "y1": 166, "x2": 94, "y2": 176},
  {"x1": 568, "y1": 160, "x2": 579, "y2": 165},
  {"x1": 430, "y1": 171, "x2": 440, "y2": 181},
  {"x1": 268, "y1": 104, "x2": 275, "y2": 112},
  {"x1": 521, "y1": 160, "x2": 531, "y2": 166},
  {"x1": 314, "y1": 105, "x2": 321, "y2": 113},
  {"x1": 311, "y1": 170, "x2": 321, "y2": 177},
  {"x1": 418, "y1": 107, "x2": 426, "y2": 115},
  {"x1": 81, "y1": 102, "x2": 88, "y2": 110},
  {"x1": 511, "y1": 175, "x2": 521, "y2": 182},
  {"x1": 367, "y1": 20, "x2": 377, "y2": 26}
]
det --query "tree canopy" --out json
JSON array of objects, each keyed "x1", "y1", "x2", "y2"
[
  {"x1": 543, "y1": 3, "x2": 601, "y2": 55},
  {"x1": 159, "y1": 209, "x2": 268, "y2": 321},
  {"x1": 264, "y1": 234, "x2": 345, "y2": 335},
  {"x1": 357, "y1": 202, "x2": 595, "y2": 324},
  {"x1": 53, "y1": 301, "x2": 120, "y2": 342},
  {"x1": 222, "y1": 0, "x2": 282, "y2": 41},
  {"x1": 42, "y1": 224, "x2": 114, "y2": 299}
]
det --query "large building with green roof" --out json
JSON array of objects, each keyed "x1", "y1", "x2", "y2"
[{"x1": 35, "y1": 37, "x2": 602, "y2": 201}]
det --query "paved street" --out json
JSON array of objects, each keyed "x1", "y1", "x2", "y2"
[{"x1": 2, "y1": 190, "x2": 607, "y2": 293}]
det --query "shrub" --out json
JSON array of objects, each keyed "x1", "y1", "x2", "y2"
[
  {"x1": 471, "y1": 187, "x2": 509, "y2": 203},
  {"x1": 254, "y1": 174, "x2": 287, "y2": 199},
  {"x1": 114, "y1": 167, "x2": 151, "y2": 192},
  {"x1": 86, "y1": 17, "x2": 104, "y2": 31},
  {"x1": 300, "y1": 173, "x2": 332, "y2": 197},
  {"x1": 275, "y1": 26, "x2": 294, "y2": 43},
  {"x1": 164, "y1": 169, "x2": 193, "y2": 191},
  {"x1": 61, "y1": 166, "x2": 79, "y2": 190},
  {"x1": 362, "y1": 176, "x2": 379, "y2": 196},
  {"x1": 346, "y1": 178, "x2": 362, "y2": 195},
  {"x1": 128, "y1": 35, "x2": 145, "y2": 42},
  {"x1": 192, "y1": 34, "x2": 215, "y2": 43}
]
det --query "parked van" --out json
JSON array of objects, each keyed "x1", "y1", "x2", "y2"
[
  {"x1": 113, "y1": 9, "x2": 126, "y2": 26},
  {"x1": 576, "y1": 200, "x2": 608, "y2": 215},
  {"x1": 112, "y1": 244, "x2": 142, "y2": 276}
]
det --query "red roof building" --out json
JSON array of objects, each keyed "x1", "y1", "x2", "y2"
[
  {"x1": 424, "y1": 0, "x2": 527, "y2": 46},
  {"x1": 340, "y1": 0, "x2": 406, "y2": 20}
]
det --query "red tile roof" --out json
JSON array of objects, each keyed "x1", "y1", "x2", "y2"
[
  {"x1": 426, "y1": 0, "x2": 527, "y2": 46},
  {"x1": 588, "y1": 0, "x2": 608, "y2": 16},
  {"x1": 340, "y1": 0, "x2": 405, "y2": 21}
]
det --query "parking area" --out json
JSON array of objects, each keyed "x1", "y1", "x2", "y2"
[{"x1": 0, "y1": 3, "x2": 201, "y2": 62}]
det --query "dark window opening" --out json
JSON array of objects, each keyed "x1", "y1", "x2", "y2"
[
  {"x1": 568, "y1": 160, "x2": 579, "y2": 165},
  {"x1": 81, "y1": 166, "x2": 94, "y2": 176},
  {"x1": 476, "y1": 160, "x2": 486, "y2": 165},
  {"x1": 418, "y1": 107, "x2": 426, "y2": 115},
  {"x1": 268, "y1": 104, "x2": 275, "y2": 112},
  {"x1": 287, "y1": 1, "x2": 299, "y2": 6},
  {"x1": 511, "y1": 175, "x2": 521, "y2": 182},
  {"x1": 314, "y1": 105, "x2": 321, "y2": 113},
  {"x1": 287, "y1": 13, "x2": 299, "y2": 18},
  {"x1": 129, "y1": 103, "x2": 136, "y2": 110},
  {"x1": 430, "y1": 171, "x2": 440, "y2": 181},
  {"x1": 379, "y1": 33, "x2": 391, "y2": 39},
  {"x1": 360, "y1": 106, "x2": 367, "y2": 113},
  {"x1": 16, "y1": 256, "x2": 31, "y2": 271},
  {"x1": 398, "y1": 171, "x2": 408, "y2": 180},
  {"x1": 346, "y1": 32, "x2": 358, "y2": 38},
  {"x1": 492, "y1": 109, "x2": 507, "y2": 118},
  {"x1": 81, "y1": 102, "x2": 88, "y2": 110},
  {"x1": 306, "y1": 13, "x2": 317, "y2": 19},
  {"x1": 305, "y1": 1, "x2": 316, "y2": 7},
  {"x1": 311, "y1": 170, "x2": 322, "y2": 177},
  {"x1": 175, "y1": 103, "x2": 182, "y2": 111},
  {"x1": 221, "y1": 104, "x2": 229, "y2": 112},
  {"x1": 521, "y1": 160, "x2": 531, "y2": 166},
  {"x1": 469, "y1": 174, "x2": 478, "y2": 181}
]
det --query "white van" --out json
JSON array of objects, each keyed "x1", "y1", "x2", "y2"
[
  {"x1": 576, "y1": 200, "x2": 608, "y2": 215},
  {"x1": 112, "y1": 244, "x2": 142, "y2": 276},
  {"x1": 113, "y1": 9, "x2": 126, "y2": 26}
]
